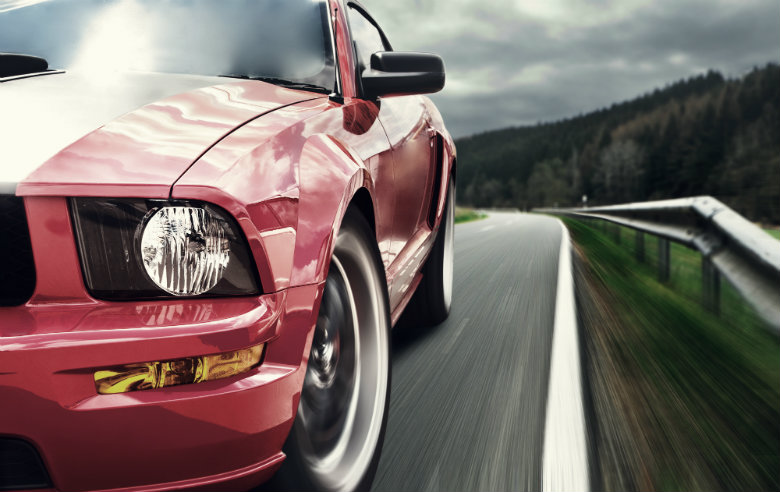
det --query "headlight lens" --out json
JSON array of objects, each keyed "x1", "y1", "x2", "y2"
[
  {"x1": 70, "y1": 198, "x2": 261, "y2": 299},
  {"x1": 141, "y1": 206, "x2": 230, "y2": 296}
]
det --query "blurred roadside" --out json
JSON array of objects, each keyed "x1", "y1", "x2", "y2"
[{"x1": 568, "y1": 218, "x2": 779, "y2": 492}]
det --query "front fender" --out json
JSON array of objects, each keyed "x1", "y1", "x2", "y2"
[
  {"x1": 291, "y1": 133, "x2": 373, "y2": 287},
  {"x1": 173, "y1": 123, "x2": 374, "y2": 294}
]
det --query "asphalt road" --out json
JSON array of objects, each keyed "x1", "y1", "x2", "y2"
[{"x1": 373, "y1": 212, "x2": 564, "y2": 492}]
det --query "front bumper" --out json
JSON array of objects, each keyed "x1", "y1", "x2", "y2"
[{"x1": 0, "y1": 284, "x2": 323, "y2": 492}]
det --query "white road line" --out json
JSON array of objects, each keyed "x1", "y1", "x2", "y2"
[
  {"x1": 542, "y1": 221, "x2": 589, "y2": 492},
  {"x1": 480, "y1": 225, "x2": 495, "y2": 232}
]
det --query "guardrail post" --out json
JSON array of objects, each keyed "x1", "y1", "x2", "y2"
[
  {"x1": 702, "y1": 256, "x2": 720, "y2": 315},
  {"x1": 635, "y1": 231, "x2": 645, "y2": 262},
  {"x1": 658, "y1": 238, "x2": 670, "y2": 282}
]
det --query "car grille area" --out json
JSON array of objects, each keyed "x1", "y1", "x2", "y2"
[
  {"x1": 0, "y1": 438, "x2": 52, "y2": 491},
  {"x1": 0, "y1": 195, "x2": 36, "y2": 306}
]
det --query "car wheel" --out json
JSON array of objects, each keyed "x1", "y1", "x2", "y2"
[
  {"x1": 272, "y1": 208, "x2": 391, "y2": 492},
  {"x1": 402, "y1": 177, "x2": 454, "y2": 327}
]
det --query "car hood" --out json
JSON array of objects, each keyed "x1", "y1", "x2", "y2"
[{"x1": 1, "y1": 71, "x2": 321, "y2": 197}]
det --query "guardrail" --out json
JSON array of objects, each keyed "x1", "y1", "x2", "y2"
[{"x1": 538, "y1": 196, "x2": 780, "y2": 333}]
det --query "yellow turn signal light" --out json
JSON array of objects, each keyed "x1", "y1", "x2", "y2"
[{"x1": 94, "y1": 344, "x2": 265, "y2": 394}]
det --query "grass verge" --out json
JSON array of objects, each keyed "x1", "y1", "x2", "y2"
[
  {"x1": 454, "y1": 207, "x2": 487, "y2": 224},
  {"x1": 564, "y1": 217, "x2": 780, "y2": 492}
]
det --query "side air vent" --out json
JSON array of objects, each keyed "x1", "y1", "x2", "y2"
[{"x1": 427, "y1": 135, "x2": 445, "y2": 227}]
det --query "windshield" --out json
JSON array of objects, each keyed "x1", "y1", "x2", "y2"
[{"x1": 0, "y1": 0, "x2": 336, "y2": 91}]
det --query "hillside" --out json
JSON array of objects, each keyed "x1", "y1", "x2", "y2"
[{"x1": 455, "y1": 64, "x2": 780, "y2": 223}]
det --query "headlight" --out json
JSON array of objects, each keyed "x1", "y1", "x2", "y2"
[
  {"x1": 141, "y1": 206, "x2": 230, "y2": 295},
  {"x1": 71, "y1": 198, "x2": 261, "y2": 299}
]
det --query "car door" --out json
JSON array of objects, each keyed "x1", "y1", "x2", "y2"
[{"x1": 346, "y1": 4, "x2": 437, "y2": 307}]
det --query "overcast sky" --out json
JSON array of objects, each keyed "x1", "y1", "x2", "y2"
[{"x1": 366, "y1": 0, "x2": 780, "y2": 138}]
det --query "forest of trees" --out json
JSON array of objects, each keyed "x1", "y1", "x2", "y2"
[{"x1": 455, "y1": 63, "x2": 780, "y2": 223}]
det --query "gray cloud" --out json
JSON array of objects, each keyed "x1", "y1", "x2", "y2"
[{"x1": 365, "y1": 0, "x2": 780, "y2": 137}]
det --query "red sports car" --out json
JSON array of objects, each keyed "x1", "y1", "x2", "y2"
[{"x1": 0, "y1": 1, "x2": 455, "y2": 491}]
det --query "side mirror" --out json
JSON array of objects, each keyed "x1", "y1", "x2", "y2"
[{"x1": 361, "y1": 51, "x2": 445, "y2": 99}]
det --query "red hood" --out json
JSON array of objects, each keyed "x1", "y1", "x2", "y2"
[{"x1": 8, "y1": 71, "x2": 322, "y2": 197}]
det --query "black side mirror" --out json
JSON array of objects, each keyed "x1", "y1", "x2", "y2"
[{"x1": 361, "y1": 51, "x2": 445, "y2": 99}]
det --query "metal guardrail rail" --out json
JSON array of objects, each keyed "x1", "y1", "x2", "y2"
[{"x1": 539, "y1": 196, "x2": 780, "y2": 333}]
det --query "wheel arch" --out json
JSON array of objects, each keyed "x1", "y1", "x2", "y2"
[{"x1": 348, "y1": 187, "x2": 376, "y2": 234}]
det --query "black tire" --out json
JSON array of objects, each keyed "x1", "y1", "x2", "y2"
[
  {"x1": 269, "y1": 208, "x2": 391, "y2": 492},
  {"x1": 402, "y1": 177, "x2": 454, "y2": 327}
]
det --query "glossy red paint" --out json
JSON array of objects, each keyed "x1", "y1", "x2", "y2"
[
  {"x1": 0, "y1": 283, "x2": 322, "y2": 492},
  {"x1": 17, "y1": 81, "x2": 320, "y2": 198},
  {"x1": 2, "y1": 1, "x2": 455, "y2": 490},
  {"x1": 331, "y1": 0, "x2": 357, "y2": 99}
]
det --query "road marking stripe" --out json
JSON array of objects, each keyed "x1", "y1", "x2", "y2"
[{"x1": 542, "y1": 221, "x2": 589, "y2": 492}]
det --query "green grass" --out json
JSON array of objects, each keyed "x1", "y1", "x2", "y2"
[
  {"x1": 590, "y1": 222, "x2": 761, "y2": 323},
  {"x1": 565, "y1": 217, "x2": 780, "y2": 492},
  {"x1": 765, "y1": 227, "x2": 780, "y2": 240},
  {"x1": 454, "y1": 207, "x2": 487, "y2": 224}
]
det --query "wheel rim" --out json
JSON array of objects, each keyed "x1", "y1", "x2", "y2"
[
  {"x1": 442, "y1": 184, "x2": 455, "y2": 310},
  {"x1": 295, "y1": 231, "x2": 389, "y2": 492}
]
